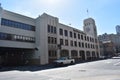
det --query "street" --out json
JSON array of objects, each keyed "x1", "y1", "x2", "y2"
[{"x1": 0, "y1": 59, "x2": 120, "y2": 80}]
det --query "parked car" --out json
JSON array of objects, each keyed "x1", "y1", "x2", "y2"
[
  {"x1": 112, "y1": 56, "x2": 120, "y2": 59},
  {"x1": 53, "y1": 57, "x2": 75, "y2": 66}
]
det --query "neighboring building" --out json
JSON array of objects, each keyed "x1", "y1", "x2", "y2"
[
  {"x1": 99, "y1": 41, "x2": 116, "y2": 57},
  {"x1": 0, "y1": 6, "x2": 100, "y2": 66},
  {"x1": 98, "y1": 33, "x2": 120, "y2": 53},
  {"x1": 99, "y1": 41, "x2": 104, "y2": 56},
  {"x1": 116, "y1": 25, "x2": 120, "y2": 34}
]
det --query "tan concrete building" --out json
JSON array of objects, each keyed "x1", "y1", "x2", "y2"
[{"x1": 0, "y1": 6, "x2": 100, "y2": 66}]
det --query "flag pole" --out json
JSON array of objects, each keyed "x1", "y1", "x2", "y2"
[{"x1": 87, "y1": 9, "x2": 89, "y2": 17}]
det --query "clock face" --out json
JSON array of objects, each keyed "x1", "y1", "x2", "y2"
[{"x1": 86, "y1": 27, "x2": 90, "y2": 32}]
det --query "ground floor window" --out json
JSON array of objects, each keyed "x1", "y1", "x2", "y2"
[
  {"x1": 71, "y1": 50, "x2": 78, "y2": 57},
  {"x1": 60, "y1": 50, "x2": 69, "y2": 57},
  {"x1": 48, "y1": 50, "x2": 57, "y2": 57}
]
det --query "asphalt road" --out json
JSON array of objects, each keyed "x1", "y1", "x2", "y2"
[{"x1": 0, "y1": 59, "x2": 120, "y2": 80}]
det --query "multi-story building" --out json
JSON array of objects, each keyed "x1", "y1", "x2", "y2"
[
  {"x1": 99, "y1": 41, "x2": 116, "y2": 57},
  {"x1": 116, "y1": 25, "x2": 120, "y2": 34},
  {"x1": 0, "y1": 6, "x2": 100, "y2": 66},
  {"x1": 98, "y1": 33, "x2": 120, "y2": 53}
]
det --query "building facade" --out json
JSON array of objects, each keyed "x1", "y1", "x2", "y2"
[
  {"x1": 0, "y1": 6, "x2": 100, "y2": 66},
  {"x1": 99, "y1": 41, "x2": 116, "y2": 57},
  {"x1": 98, "y1": 33, "x2": 120, "y2": 53},
  {"x1": 116, "y1": 25, "x2": 120, "y2": 34}
]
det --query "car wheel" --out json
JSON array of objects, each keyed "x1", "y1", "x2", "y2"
[{"x1": 71, "y1": 61, "x2": 74, "y2": 64}]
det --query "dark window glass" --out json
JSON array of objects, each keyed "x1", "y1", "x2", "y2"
[
  {"x1": 93, "y1": 45, "x2": 95, "y2": 49},
  {"x1": 81, "y1": 35, "x2": 83, "y2": 40},
  {"x1": 87, "y1": 36, "x2": 89, "y2": 41},
  {"x1": 70, "y1": 40, "x2": 73, "y2": 46},
  {"x1": 48, "y1": 37, "x2": 50, "y2": 43},
  {"x1": 78, "y1": 34, "x2": 80, "y2": 39},
  {"x1": 74, "y1": 33, "x2": 76, "y2": 38},
  {"x1": 48, "y1": 25, "x2": 50, "y2": 33},
  {"x1": 85, "y1": 43, "x2": 87, "y2": 48},
  {"x1": 96, "y1": 45, "x2": 98, "y2": 49},
  {"x1": 51, "y1": 26, "x2": 53, "y2": 33},
  {"x1": 64, "y1": 30, "x2": 68, "y2": 36},
  {"x1": 85, "y1": 36, "x2": 86, "y2": 41},
  {"x1": 65, "y1": 40, "x2": 68, "y2": 46},
  {"x1": 0, "y1": 32, "x2": 35, "y2": 43},
  {"x1": 88, "y1": 44, "x2": 90, "y2": 48},
  {"x1": 82, "y1": 42, "x2": 84, "y2": 48},
  {"x1": 51, "y1": 37, "x2": 54, "y2": 44},
  {"x1": 54, "y1": 27, "x2": 57, "y2": 34},
  {"x1": 74, "y1": 41, "x2": 77, "y2": 47},
  {"x1": 78, "y1": 42, "x2": 81, "y2": 47},
  {"x1": 70, "y1": 31, "x2": 72, "y2": 37},
  {"x1": 54, "y1": 38, "x2": 57, "y2": 44},
  {"x1": 1, "y1": 18, "x2": 35, "y2": 31},
  {"x1": 59, "y1": 28, "x2": 63, "y2": 35},
  {"x1": 60, "y1": 39, "x2": 63, "y2": 45}
]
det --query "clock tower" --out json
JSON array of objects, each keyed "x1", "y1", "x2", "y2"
[{"x1": 83, "y1": 18, "x2": 97, "y2": 37}]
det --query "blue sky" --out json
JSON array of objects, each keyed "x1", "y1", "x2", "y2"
[{"x1": 1, "y1": 0, "x2": 120, "y2": 35}]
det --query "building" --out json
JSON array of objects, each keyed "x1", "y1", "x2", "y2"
[
  {"x1": 98, "y1": 33, "x2": 120, "y2": 53},
  {"x1": 99, "y1": 41, "x2": 116, "y2": 57},
  {"x1": 0, "y1": 6, "x2": 100, "y2": 66},
  {"x1": 116, "y1": 25, "x2": 120, "y2": 34}
]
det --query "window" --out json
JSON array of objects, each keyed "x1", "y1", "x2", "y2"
[
  {"x1": 92, "y1": 38, "x2": 94, "y2": 42},
  {"x1": 74, "y1": 33, "x2": 76, "y2": 38},
  {"x1": 81, "y1": 35, "x2": 83, "y2": 40},
  {"x1": 86, "y1": 51, "x2": 90, "y2": 56},
  {"x1": 78, "y1": 34, "x2": 80, "y2": 39},
  {"x1": 70, "y1": 40, "x2": 73, "y2": 46},
  {"x1": 54, "y1": 38, "x2": 57, "y2": 44},
  {"x1": 71, "y1": 50, "x2": 77, "y2": 57},
  {"x1": 85, "y1": 43, "x2": 87, "y2": 48},
  {"x1": 93, "y1": 45, "x2": 95, "y2": 49},
  {"x1": 74, "y1": 41, "x2": 77, "y2": 47},
  {"x1": 84, "y1": 36, "x2": 86, "y2": 41},
  {"x1": 87, "y1": 36, "x2": 89, "y2": 41},
  {"x1": 48, "y1": 50, "x2": 57, "y2": 57},
  {"x1": 59, "y1": 28, "x2": 63, "y2": 35},
  {"x1": 78, "y1": 42, "x2": 81, "y2": 47},
  {"x1": 70, "y1": 31, "x2": 73, "y2": 38},
  {"x1": 54, "y1": 27, "x2": 57, "y2": 34},
  {"x1": 0, "y1": 33, "x2": 7, "y2": 40},
  {"x1": 91, "y1": 44, "x2": 93, "y2": 48},
  {"x1": 88, "y1": 44, "x2": 90, "y2": 48},
  {"x1": 65, "y1": 40, "x2": 69, "y2": 46},
  {"x1": 1, "y1": 18, "x2": 35, "y2": 31},
  {"x1": 51, "y1": 26, "x2": 53, "y2": 33},
  {"x1": 82, "y1": 42, "x2": 84, "y2": 48},
  {"x1": 60, "y1": 39, "x2": 64, "y2": 45},
  {"x1": 64, "y1": 30, "x2": 68, "y2": 36},
  {"x1": 95, "y1": 38, "x2": 97, "y2": 43},
  {"x1": 96, "y1": 45, "x2": 98, "y2": 49},
  {"x1": 48, "y1": 25, "x2": 50, "y2": 33},
  {"x1": 51, "y1": 37, "x2": 54, "y2": 44},
  {"x1": 48, "y1": 37, "x2": 57, "y2": 44},
  {"x1": 90, "y1": 37, "x2": 91, "y2": 42},
  {"x1": 0, "y1": 32, "x2": 35, "y2": 43}
]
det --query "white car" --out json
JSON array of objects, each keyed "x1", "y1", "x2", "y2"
[
  {"x1": 54, "y1": 57, "x2": 75, "y2": 66},
  {"x1": 112, "y1": 56, "x2": 120, "y2": 59}
]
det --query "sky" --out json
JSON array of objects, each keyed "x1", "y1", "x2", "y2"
[{"x1": 1, "y1": 0, "x2": 120, "y2": 35}]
